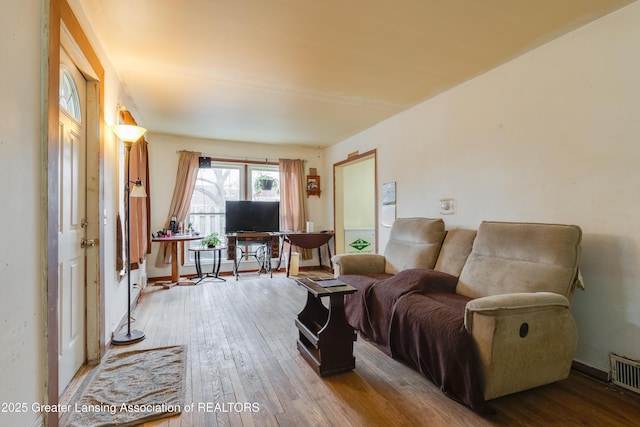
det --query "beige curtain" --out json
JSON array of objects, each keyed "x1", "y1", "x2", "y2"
[
  {"x1": 117, "y1": 109, "x2": 150, "y2": 271},
  {"x1": 279, "y1": 158, "x2": 311, "y2": 259},
  {"x1": 160, "y1": 150, "x2": 201, "y2": 264}
]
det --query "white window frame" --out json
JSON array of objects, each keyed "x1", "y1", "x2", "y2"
[{"x1": 184, "y1": 160, "x2": 280, "y2": 266}]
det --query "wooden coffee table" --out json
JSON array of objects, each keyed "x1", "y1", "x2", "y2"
[{"x1": 294, "y1": 277, "x2": 357, "y2": 376}]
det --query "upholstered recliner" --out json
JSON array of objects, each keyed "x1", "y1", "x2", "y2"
[
  {"x1": 332, "y1": 218, "x2": 583, "y2": 410},
  {"x1": 459, "y1": 221, "x2": 582, "y2": 400},
  {"x1": 332, "y1": 217, "x2": 447, "y2": 276}
]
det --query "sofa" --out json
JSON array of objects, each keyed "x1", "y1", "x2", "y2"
[{"x1": 332, "y1": 218, "x2": 583, "y2": 412}]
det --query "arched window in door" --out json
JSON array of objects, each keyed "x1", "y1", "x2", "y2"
[{"x1": 59, "y1": 68, "x2": 82, "y2": 122}]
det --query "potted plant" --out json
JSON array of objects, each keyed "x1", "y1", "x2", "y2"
[
  {"x1": 255, "y1": 174, "x2": 279, "y2": 192},
  {"x1": 201, "y1": 232, "x2": 221, "y2": 248}
]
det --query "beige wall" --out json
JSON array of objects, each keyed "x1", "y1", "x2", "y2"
[
  {"x1": 0, "y1": 2, "x2": 145, "y2": 424},
  {"x1": 145, "y1": 133, "x2": 327, "y2": 279},
  {"x1": 0, "y1": 2, "x2": 45, "y2": 426},
  {"x1": 325, "y1": 2, "x2": 640, "y2": 372}
]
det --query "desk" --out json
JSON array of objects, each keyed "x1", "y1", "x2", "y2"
[
  {"x1": 226, "y1": 233, "x2": 279, "y2": 260},
  {"x1": 188, "y1": 245, "x2": 227, "y2": 284},
  {"x1": 277, "y1": 232, "x2": 335, "y2": 277},
  {"x1": 152, "y1": 234, "x2": 202, "y2": 288},
  {"x1": 227, "y1": 232, "x2": 278, "y2": 280}
]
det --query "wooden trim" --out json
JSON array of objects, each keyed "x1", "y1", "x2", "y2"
[
  {"x1": 46, "y1": 4, "x2": 61, "y2": 427},
  {"x1": 60, "y1": 1, "x2": 102, "y2": 74},
  {"x1": 333, "y1": 149, "x2": 377, "y2": 167},
  {"x1": 572, "y1": 360, "x2": 609, "y2": 382}
]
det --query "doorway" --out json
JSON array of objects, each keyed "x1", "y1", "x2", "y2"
[
  {"x1": 58, "y1": 48, "x2": 88, "y2": 395},
  {"x1": 333, "y1": 150, "x2": 377, "y2": 255},
  {"x1": 47, "y1": 4, "x2": 107, "y2": 420}
]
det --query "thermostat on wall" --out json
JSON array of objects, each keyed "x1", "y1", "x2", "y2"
[{"x1": 440, "y1": 198, "x2": 455, "y2": 215}]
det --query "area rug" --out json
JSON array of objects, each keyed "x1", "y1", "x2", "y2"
[{"x1": 66, "y1": 345, "x2": 186, "y2": 427}]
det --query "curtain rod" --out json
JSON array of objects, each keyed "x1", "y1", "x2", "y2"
[{"x1": 175, "y1": 152, "x2": 306, "y2": 164}]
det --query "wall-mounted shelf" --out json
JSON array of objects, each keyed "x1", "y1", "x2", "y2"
[{"x1": 307, "y1": 175, "x2": 321, "y2": 197}]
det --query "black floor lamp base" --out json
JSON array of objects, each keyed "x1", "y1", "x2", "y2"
[{"x1": 112, "y1": 329, "x2": 145, "y2": 346}]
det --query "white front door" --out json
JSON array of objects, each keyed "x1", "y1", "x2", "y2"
[{"x1": 58, "y1": 48, "x2": 87, "y2": 396}]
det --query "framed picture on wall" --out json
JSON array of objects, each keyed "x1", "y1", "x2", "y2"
[
  {"x1": 382, "y1": 182, "x2": 397, "y2": 227},
  {"x1": 382, "y1": 181, "x2": 396, "y2": 205},
  {"x1": 306, "y1": 175, "x2": 320, "y2": 196}
]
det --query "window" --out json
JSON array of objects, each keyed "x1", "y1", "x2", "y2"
[
  {"x1": 59, "y1": 68, "x2": 81, "y2": 122},
  {"x1": 185, "y1": 160, "x2": 280, "y2": 263},
  {"x1": 249, "y1": 164, "x2": 280, "y2": 201}
]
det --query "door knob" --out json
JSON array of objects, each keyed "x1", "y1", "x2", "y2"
[{"x1": 81, "y1": 238, "x2": 96, "y2": 248}]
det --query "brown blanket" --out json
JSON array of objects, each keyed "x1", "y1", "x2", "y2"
[
  {"x1": 340, "y1": 269, "x2": 485, "y2": 413},
  {"x1": 343, "y1": 269, "x2": 458, "y2": 352},
  {"x1": 390, "y1": 292, "x2": 484, "y2": 413},
  {"x1": 342, "y1": 272, "x2": 392, "y2": 346}
]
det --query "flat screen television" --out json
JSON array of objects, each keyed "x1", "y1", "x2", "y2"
[{"x1": 225, "y1": 201, "x2": 280, "y2": 233}]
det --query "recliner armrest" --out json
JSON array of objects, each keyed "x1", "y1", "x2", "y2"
[
  {"x1": 463, "y1": 292, "x2": 577, "y2": 400},
  {"x1": 331, "y1": 254, "x2": 386, "y2": 276},
  {"x1": 464, "y1": 292, "x2": 570, "y2": 332}
]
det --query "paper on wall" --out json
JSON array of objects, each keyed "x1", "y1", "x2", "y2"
[{"x1": 381, "y1": 204, "x2": 396, "y2": 228}]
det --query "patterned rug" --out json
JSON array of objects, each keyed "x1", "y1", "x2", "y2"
[{"x1": 65, "y1": 346, "x2": 186, "y2": 427}]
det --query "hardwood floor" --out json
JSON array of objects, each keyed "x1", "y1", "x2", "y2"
[{"x1": 62, "y1": 271, "x2": 640, "y2": 426}]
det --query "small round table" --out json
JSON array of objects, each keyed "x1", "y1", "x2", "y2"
[{"x1": 188, "y1": 245, "x2": 227, "y2": 284}]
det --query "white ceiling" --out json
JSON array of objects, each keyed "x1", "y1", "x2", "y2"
[{"x1": 75, "y1": 0, "x2": 633, "y2": 147}]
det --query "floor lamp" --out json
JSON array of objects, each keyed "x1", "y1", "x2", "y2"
[{"x1": 111, "y1": 123, "x2": 147, "y2": 345}]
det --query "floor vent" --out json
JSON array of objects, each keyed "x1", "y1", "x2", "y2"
[{"x1": 610, "y1": 353, "x2": 640, "y2": 394}]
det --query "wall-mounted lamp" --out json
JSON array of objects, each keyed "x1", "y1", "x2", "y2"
[{"x1": 111, "y1": 111, "x2": 147, "y2": 345}]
